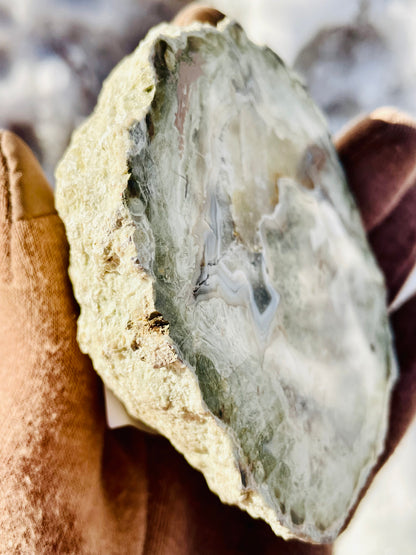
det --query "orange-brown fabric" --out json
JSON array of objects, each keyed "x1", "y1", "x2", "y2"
[
  {"x1": 1, "y1": 130, "x2": 56, "y2": 222},
  {"x1": 0, "y1": 131, "x2": 149, "y2": 554}
]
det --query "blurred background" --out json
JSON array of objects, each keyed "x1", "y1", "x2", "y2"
[{"x1": 0, "y1": 1, "x2": 414, "y2": 552}]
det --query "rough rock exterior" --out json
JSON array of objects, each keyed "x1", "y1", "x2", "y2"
[{"x1": 56, "y1": 18, "x2": 397, "y2": 543}]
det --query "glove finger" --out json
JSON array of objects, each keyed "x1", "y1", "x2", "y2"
[{"x1": 335, "y1": 108, "x2": 416, "y2": 302}]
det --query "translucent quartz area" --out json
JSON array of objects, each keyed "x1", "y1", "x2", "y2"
[{"x1": 126, "y1": 24, "x2": 395, "y2": 540}]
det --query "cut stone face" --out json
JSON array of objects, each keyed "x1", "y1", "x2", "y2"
[{"x1": 56, "y1": 18, "x2": 397, "y2": 543}]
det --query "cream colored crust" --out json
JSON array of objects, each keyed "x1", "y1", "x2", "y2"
[{"x1": 56, "y1": 20, "x2": 296, "y2": 541}]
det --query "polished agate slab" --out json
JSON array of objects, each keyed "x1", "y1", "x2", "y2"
[{"x1": 56, "y1": 18, "x2": 396, "y2": 543}]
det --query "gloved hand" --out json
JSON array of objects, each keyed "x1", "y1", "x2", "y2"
[{"x1": 0, "y1": 5, "x2": 415, "y2": 554}]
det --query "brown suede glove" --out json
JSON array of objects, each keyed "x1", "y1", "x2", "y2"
[{"x1": 0, "y1": 6, "x2": 415, "y2": 555}]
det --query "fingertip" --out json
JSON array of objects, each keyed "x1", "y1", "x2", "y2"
[
  {"x1": 173, "y1": 4, "x2": 226, "y2": 28},
  {"x1": 0, "y1": 129, "x2": 55, "y2": 222},
  {"x1": 370, "y1": 106, "x2": 416, "y2": 127},
  {"x1": 335, "y1": 107, "x2": 416, "y2": 232}
]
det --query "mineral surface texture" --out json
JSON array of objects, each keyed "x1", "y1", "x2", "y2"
[{"x1": 56, "y1": 18, "x2": 397, "y2": 543}]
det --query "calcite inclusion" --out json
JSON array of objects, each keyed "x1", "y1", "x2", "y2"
[{"x1": 56, "y1": 18, "x2": 396, "y2": 543}]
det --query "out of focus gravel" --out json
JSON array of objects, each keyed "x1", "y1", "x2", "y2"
[{"x1": 0, "y1": 0, "x2": 187, "y2": 181}]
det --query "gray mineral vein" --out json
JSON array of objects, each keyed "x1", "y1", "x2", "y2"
[{"x1": 125, "y1": 24, "x2": 394, "y2": 538}]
